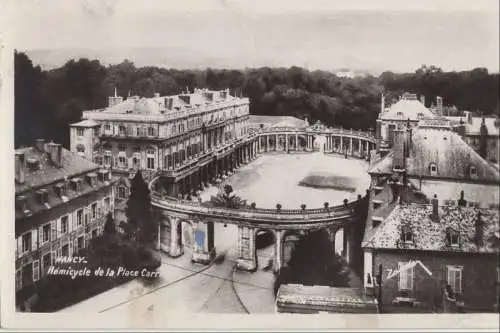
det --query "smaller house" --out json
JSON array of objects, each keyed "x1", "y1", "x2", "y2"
[{"x1": 362, "y1": 199, "x2": 500, "y2": 313}]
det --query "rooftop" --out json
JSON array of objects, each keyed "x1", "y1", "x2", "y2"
[
  {"x1": 15, "y1": 143, "x2": 99, "y2": 194},
  {"x1": 248, "y1": 115, "x2": 308, "y2": 128},
  {"x1": 277, "y1": 284, "x2": 378, "y2": 307},
  {"x1": 363, "y1": 203, "x2": 500, "y2": 254},
  {"x1": 87, "y1": 88, "x2": 245, "y2": 116},
  {"x1": 368, "y1": 127, "x2": 499, "y2": 182},
  {"x1": 70, "y1": 119, "x2": 100, "y2": 128},
  {"x1": 467, "y1": 117, "x2": 500, "y2": 136},
  {"x1": 380, "y1": 96, "x2": 435, "y2": 121}
]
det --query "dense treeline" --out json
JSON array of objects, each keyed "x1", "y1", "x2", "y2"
[{"x1": 15, "y1": 51, "x2": 499, "y2": 148}]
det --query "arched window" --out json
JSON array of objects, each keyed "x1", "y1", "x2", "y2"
[{"x1": 428, "y1": 163, "x2": 438, "y2": 176}]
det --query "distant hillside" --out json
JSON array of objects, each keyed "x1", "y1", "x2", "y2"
[{"x1": 24, "y1": 47, "x2": 383, "y2": 74}]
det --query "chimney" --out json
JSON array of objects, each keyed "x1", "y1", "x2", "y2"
[
  {"x1": 420, "y1": 95, "x2": 426, "y2": 107},
  {"x1": 35, "y1": 138, "x2": 45, "y2": 152},
  {"x1": 15, "y1": 151, "x2": 26, "y2": 184},
  {"x1": 46, "y1": 142, "x2": 63, "y2": 167},
  {"x1": 154, "y1": 92, "x2": 160, "y2": 98},
  {"x1": 458, "y1": 190, "x2": 467, "y2": 207},
  {"x1": 456, "y1": 118, "x2": 466, "y2": 137},
  {"x1": 431, "y1": 194, "x2": 439, "y2": 222},
  {"x1": 475, "y1": 211, "x2": 484, "y2": 248},
  {"x1": 392, "y1": 123, "x2": 406, "y2": 170},
  {"x1": 436, "y1": 96, "x2": 443, "y2": 117}
]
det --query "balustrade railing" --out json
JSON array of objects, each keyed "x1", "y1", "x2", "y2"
[
  {"x1": 151, "y1": 191, "x2": 362, "y2": 221},
  {"x1": 256, "y1": 127, "x2": 376, "y2": 141}
]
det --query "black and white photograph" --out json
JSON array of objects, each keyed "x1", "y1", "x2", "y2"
[{"x1": 1, "y1": 0, "x2": 499, "y2": 330}]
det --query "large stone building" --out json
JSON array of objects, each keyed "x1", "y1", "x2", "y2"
[
  {"x1": 70, "y1": 88, "x2": 254, "y2": 225},
  {"x1": 15, "y1": 140, "x2": 115, "y2": 311}
]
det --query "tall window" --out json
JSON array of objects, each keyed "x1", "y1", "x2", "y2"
[
  {"x1": 148, "y1": 127, "x2": 155, "y2": 136},
  {"x1": 119, "y1": 125, "x2": 126, "y2": 135},
  {"x1": 61, "y1": 244, "x2": 69, "y2": 257},
  {"x1": 104, "y1": 124, "x2": 111, "y2": 131},
  {"x1": 118, "y1": 156, "x2": 127, "y2": 168},
  {"x1": 104, "y1": 197, "x2": 110, "y2": 212},
  {"x1": 16, "y1": 270, "x2": 22, "y2": 291},
  {"x1": 32, "y1": 260, "x2": 40, "y2": 282},
  {"x1": 147, "y1": 157, "x2": 155, "y2": 169},
  {"x1": 22, "y1": 232, "x2": 32, "y2": 253},
  {"x1": 91, "y1": 203, "x2": 97, "y2": 219},
  {"x1": 61, "y1": 216, "x2": 68, "y2": 234},
  {"x1": 42, "y1": 224, "x2": 51, "y2": 243},
  {"x1": 447, "y1": 266, "x2": 463, "y2": 294},
  {"x1": 77, "y1": 236, "x2": 85, "y2": 250},
  {"x1": 77, "y1": 128, "x2": 84, "y2": 136},
  {"x1": 77, "y1": 209, "x2": 83, "y2": 226},
  {"x1": 398, "y1": 262, "x2": 414, "y2": 290},
  {"x1": 42, "y1": 252, "x2": 51, "y2": 273},
  {"x1": 118, "y1": 186, "x2": 126, "y2": 199}
]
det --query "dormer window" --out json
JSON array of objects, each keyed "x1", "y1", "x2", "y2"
[
  {"x1": 36, "y1": 189, "x2": 49, "y2": 204},
  {"x1": 86, "y1": 173, "x2": 97, "y2": 186},
  {"x1": 469, "y1": 165, "x2": 477, "y2": 178},
  {"x1": 429, "y1": 163, "x2": 438, "y2": 176},
  {"x1": 55, "y1": 183, "x2": 67, "y2": 197},
  {"x1": 396, "y1": 112, "x2": 404, "y2": 117},
  {"x1": 446, "y1": 228, "x2": 460, "y2": 247},
  {"x1": 97, "y1": 169, "x2": 109, "y2": 182},
  {"x1": 417, "y1": 113, "x2": 424, "y2": 119},
  {"x1": 16, "y1": 196, "x2": 28, "y2": 212},
  {"x1": 70, "y1": 178, "x2": 82, "y2": 192},
  {"x1": 400, "y1": 226, "x2": 414, "y2": 244},
  {"x1": 26, "y1": 158, "x2": 39, "y2": 171}
]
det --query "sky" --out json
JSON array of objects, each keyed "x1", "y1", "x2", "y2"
[{"x1": 1, "y1": 0, "x2": 499, "y2": 72}]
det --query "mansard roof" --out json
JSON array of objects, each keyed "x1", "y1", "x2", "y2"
[{"x1": 380, "y1": 98, "x2": 435, "y2": 121}]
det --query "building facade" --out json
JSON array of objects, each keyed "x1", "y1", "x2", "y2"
[
  {"x1": 15, "y1": 140, "x2": 115, "y2": 311},
  {"x1": 362, "y1": 202, "x2": 499, "y2": 312},
  {"x1": 70, "y1": 88, "x2": 256, "y2": 224}
]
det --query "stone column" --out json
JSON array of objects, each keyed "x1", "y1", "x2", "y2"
[
  {"x1": 366, "y1": 141, "x2": 370, "y2": 156},
  {"x1": 275, "y1": 134, "x2": 279, "y2": 151},
  {"x1": 350, "y1": 137, "x2": 353, "y2": 155},
  {"x1": 358, "y1": 139, "x2": 362, "y2": 156},
  {"x1": 342, "y1": 227, "x2": 350, "y2": 264},
  {"x1": 295, "y1": 134, "x2": 299, "y2": 151},
  {"x1": 257, "y1": 136, "x2": 261, "y2": 153},
  {"x1": 285, "y1": 134, "x2": 289, "y2": 152},
  {"x1": 236, "y1": 226, "x2": 257, "y2": 271},
  {"x1": 191, "y1": 220, "x2": 216, "y2": 265},
  {"x1": 340, "y1": 136, "x2": 343, "y2": 153},
  {"x1": 267, "y1": 135, "x2": 270, "y2": 152},
  {"x1": 274, "y1": 230, "x2": 284, "y2": 273},
  {"x1": 169, "y1": 217, "x2": 183, "y2": 257}
]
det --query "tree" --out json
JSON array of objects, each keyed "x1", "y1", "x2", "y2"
[
  {"x1": 103, "y1": 212, "x2": 116, "y2": 237},
  {"x1": 126, "y1": 170, "x2": 154, "y2": 242},
  {"x1": 209, "y1": 184, "x2": 246, "y2": 209}
]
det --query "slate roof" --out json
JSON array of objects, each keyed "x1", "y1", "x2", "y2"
[
  {"x1": 466, "y1": 117, "x2": 500, "y2": 136},
  {"x1": 248, "y1": 115, "x2": 308, "y2": 128},
  {"x1": 94, "y1": 89, "x2": 240, "y2": 115},
  {"x1": 362, "y1": 203, "x2": 500, "y2": 254},
  {"x1": 380, "y1": 98, "x2": 435, "y2": 121},
  {"x1": 70, "y1": 119, "x2": 100, "y2": 127},
  {"x1": 15, "y1": 145, "x2": 99, "y2": 194},
  {"x1": 406, "y1": 128, "x2": 499, "y2": 181}
]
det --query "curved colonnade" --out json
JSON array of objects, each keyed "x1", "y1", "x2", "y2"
[{"x1": 150, "y1": 126, "x2": 376, "y2": 272}]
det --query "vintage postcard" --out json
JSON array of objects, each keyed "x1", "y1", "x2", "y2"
[{"x1": 1, "y1": 0, "x2": 499, "y2": 330}]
